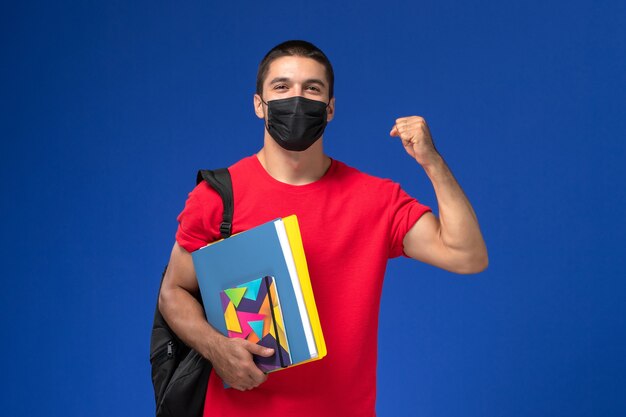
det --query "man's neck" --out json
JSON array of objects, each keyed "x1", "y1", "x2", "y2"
[{"x1": 257, "y1": 136, "x2": 331, "y2": 186}]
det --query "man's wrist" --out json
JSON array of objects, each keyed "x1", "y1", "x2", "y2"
[
  {"x1": 419, "y1": 151, "x2": 445, "y2": 172},
  {"x1": 202, "y1": 330, "x2": 225, "y2": 362}
]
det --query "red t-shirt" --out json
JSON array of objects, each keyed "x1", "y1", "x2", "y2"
[{"x1": 176, "y1": 155, "x2": 430, "y2": 417}]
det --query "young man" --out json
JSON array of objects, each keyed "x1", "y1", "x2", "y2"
[{"x1": 159, "y1": 40, "x2": 487, "y2": 416}]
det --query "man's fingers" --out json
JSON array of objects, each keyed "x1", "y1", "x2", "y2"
[
  {"x1": 245, "y1": 341, "x2": 275, "y2": 357},
  {"x1": 232, "y1": 364, "x2": 268, "y2": 391},
  {"x1": 230, "y1": 353, "x2": 269, "y2": 390},
  {"x1": 249, "y1": 368, "x2": 268, "y2": 385},
  {"x1": 242, "y1": 357, "x2": 268, "y2": 388},
  {"x1": 391, "y1": 123, "x2": 413, "y2": 144},
  {"x1": 391, "y1": 120, "x2": 414, "y2": 138},
  {"x1": 244, "y1": 343, "x2": 271, "y2": 386}
]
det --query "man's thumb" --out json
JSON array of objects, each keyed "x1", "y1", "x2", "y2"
[{"x1": 246, "y1": 342, "x2": 275, "y2": 357}]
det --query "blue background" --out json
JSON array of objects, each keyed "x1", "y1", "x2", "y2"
[{"x1": 2, "y1": 1, "x2": 625, "y2": 416}]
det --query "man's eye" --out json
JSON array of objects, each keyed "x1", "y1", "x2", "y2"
[
  {"x1": 306, "y1": 86, "x2": 321, "y2": 92},
  {"x1": 273, "y1": 84, "x2": 288, "y2": 90}
]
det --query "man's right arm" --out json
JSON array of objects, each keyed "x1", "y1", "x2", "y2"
[{"x1": 158, "y1": 242, "x2": 274, "y2": 391}]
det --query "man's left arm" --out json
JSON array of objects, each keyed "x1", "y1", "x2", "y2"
[{"x1": 390, "y1": 116, "x2": 488, "y2": 274}]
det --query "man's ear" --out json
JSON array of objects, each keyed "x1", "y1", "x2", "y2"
[
  {"x1": 253, "y1": 94, "x2": 265, "y2": 119},
  {"x1": 326, "y1": 97, "x2": 336, "y2": 122}
]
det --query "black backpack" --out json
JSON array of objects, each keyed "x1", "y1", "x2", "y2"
[{"x1": 150, "y1": 168, "x2": 234, "y2": 417}]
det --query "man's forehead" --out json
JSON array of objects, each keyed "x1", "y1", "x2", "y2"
[{"x1": 265, "y1": 56, "x2": 328, "y2": 83}]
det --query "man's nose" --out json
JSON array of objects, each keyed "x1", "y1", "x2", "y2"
[{"x1": 290, "y1": 85, "x2": 304, "y2": 97}]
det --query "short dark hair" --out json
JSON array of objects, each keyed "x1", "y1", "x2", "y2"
[{"x1": 256, "y1": 40, "x2": 334, "y2": 98}]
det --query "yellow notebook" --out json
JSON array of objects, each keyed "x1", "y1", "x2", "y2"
[{"x1": 283, "y1": 215, "x2": 327, "y2": 362}]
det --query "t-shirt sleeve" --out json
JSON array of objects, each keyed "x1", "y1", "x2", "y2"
[
  {"x1": 175, "y1": 182, "x2": 223, "y2": 253},
  {"x1": 387, "y1": 182, "x2": 431, "y2": 258}
]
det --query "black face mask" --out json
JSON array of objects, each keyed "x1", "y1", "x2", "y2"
[{"x1": 262, "y1": 96, "x2": 329, "y2": 152}]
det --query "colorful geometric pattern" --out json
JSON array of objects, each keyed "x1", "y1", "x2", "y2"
[{"x1": 220, "y1": 276, "x2": 291, "y2": 372}]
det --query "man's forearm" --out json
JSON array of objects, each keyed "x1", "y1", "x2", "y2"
[
  {"x1": 158, "y1": 285, "x2": 222, "y2": 361},
  {"x1": 422, "y1": 154, "x2": 488, "y2": 271}
]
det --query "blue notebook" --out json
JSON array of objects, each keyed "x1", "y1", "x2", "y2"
[{"x1": 191, "y1": 218, "x2": 316, "y2": 366}]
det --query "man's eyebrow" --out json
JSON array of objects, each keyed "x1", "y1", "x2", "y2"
[
  {"x1": 269, "y1": 77, "x2": 291, "y2": 84},
  {"x1": 304, "y1": 78, "x2": 326, "y2": 87},
  {"x1": 268, "y1": 77, "x2": 327, "y2": 87}
]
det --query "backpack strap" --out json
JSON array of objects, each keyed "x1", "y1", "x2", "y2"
[{"x1": 196, "y1": 168, "x2": 233, "y2": 239}]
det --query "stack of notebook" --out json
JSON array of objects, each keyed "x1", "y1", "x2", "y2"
[{"x1": 191, "y1": 215, "x2": 326, "y2": 375}]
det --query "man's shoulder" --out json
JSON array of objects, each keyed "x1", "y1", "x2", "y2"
[
  {"x1": 331, "y1": 158, "x2": 399, "y2": 189},
  {"x1": 227, "y1": 154, "x2": 257, "y2": 171},
  {"x1": 189, "y1": 155, "x2": 256, "y2": 196}
]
